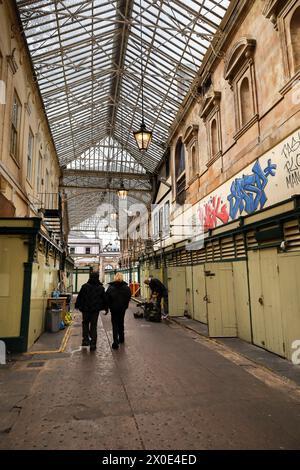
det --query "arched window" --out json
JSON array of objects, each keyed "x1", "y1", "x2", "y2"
[
  {"x1": 211, "y1": 119, "x2": 218, "y2": 156},
  {"x1": 191, "y1": 146, "x2": 198, "y2": 174},
  {"x1": 175, "y1": 139, "x2": 185, "y2": 178},
  {"x1": 240, "y1": 76, "x2": 252, "y2": 126},
  {"x1": 290, "y1": 7, "x2": 300, "y2": 72}
]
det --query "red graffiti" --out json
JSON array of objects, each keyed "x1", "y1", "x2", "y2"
[{"x1": 198, "y1": 196, "x2": 229, "y2": 230}]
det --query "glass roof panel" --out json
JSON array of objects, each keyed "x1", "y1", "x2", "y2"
[{"x1": 16, "y1": 0, "x2": 230, "y2": 228}]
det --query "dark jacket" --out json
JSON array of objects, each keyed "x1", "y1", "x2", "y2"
[
  {"x1": 75, "y1": 278, "x2": 107, "y2": 313},
  {"x1": 149, "y1": 278, "x2": 168, "y2": 297},
  {"x1": 106, "y1": 281, "x2": 131, "y2": 313}
]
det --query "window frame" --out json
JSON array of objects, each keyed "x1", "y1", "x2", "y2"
[
  {"x1": 10, "y1": 91, "x2": 22, "y2": 163},
  {"x1": 36, "y1": 152, "x2": 43, "y2": 193},
  {"x1": 263, "y1": 1, "x2": 300, "y2": 96},
  {"x1": 224, "y1": 38, "x2": 258, "y2": 141},
  {"x1": 200, "y1": 91, "x2": 222, "y2": 166},
  {"x1": 27, "y1": 128, "x2": 34, "y2": 182}
]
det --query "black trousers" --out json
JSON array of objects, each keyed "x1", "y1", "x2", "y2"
[
  {"x1": 157, "y1": 294, "x2": 169, "y2": 314},
  {"x1": 111, "y1": 309, "x2": 126, "y2": 344},
  {"x1": 82, "y1": 311, "x2": 99, "y2": 345}
]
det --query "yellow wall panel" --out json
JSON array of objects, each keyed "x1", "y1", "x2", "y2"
[
  {"x1": 0, "y1": 236, "x2": 28, "y2": 337},
  {"x1": 167, "y1": 267, "x2": 186, "y2": 316},
  {"x1": 206, "y1": 262, "x2": 237, "y2": 337},
  {"x1": 248, "y1": 249, "x2": 285, "y2": 357},
  {"x1": 192, "y1": 264, "x2": 207, "y2": 324},
  {"x1": 233, "y1": 262, "x2": 252, "y2": 342},
  {"x1": 278, "y1": 253, "x2": 300, "y2": 361},
  {"x1": 185, "y1": 266, "x2": 194, "y2": 318},
  {"x1": 28, "y1": 251, "x2": 59, "y2": 348},
  {"x1": 248, "y1": 250, "x2": 266, "y2": 349}
]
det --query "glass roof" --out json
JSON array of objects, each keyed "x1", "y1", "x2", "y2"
[{"x1": 16, "y1": 0, "x2": 230, "y2": 228}]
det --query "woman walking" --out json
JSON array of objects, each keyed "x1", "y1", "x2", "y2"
[{"x1": 106, "y1": 273, "x2": 131, "y2": 349}]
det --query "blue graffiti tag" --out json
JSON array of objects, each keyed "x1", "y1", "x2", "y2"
[{"x1": 227, "y1": 159, "x2": 277, "y2": 220}]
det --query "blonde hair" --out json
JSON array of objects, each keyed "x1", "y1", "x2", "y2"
[{"x1": 114, "y1": 272, "x2": 124, "y2": 282}]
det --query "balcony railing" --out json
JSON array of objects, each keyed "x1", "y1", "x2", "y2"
[{"x1": 38, "y1": 193, "x2": 60, "y2": 212}]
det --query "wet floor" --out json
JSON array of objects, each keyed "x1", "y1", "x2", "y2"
[{"x1": 1, "y1": 305, "x2": 300, "y2": 450}]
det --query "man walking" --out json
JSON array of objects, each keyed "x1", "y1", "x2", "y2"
[{"x1": 75, "y1": 271, "x2": 107, "y2": 351}]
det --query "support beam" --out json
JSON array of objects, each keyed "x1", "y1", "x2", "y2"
[
  {"x1": 63, "y1": 169, "x2": 150, "y2": 180},
  {"x1": 61, "y1": 185, "x2": 151, "y2": 192}
]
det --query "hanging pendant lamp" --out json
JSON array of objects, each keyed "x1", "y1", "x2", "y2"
[{"x1": 133, "y1": 0, "x2": 152, "y2": 152}]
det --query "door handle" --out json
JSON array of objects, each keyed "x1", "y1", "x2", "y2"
[
  {"x1": 203, "y1": 295, "x2": 211, "y2": 303},
  {"x1": 258, "y1": 296, "x2": 264, "y2": 305},
  {"x1": 196, "y1": 289, "x2": 199, "y2": 293}
]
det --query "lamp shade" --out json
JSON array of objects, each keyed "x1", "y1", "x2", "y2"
[
  {"x1": 133, "y1": 123, "x2": 152, "y2": 151},
  {"x1": 117, "y1": 181, "x2": 127, "y2": 199}
]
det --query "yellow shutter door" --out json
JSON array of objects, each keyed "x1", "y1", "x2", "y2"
[
  {"x1": 248, "y1": 249, "x2": 285, "y2": 357},
  {"x1": 278, "y1": 252, "x2": 300, "y2": 361},
  {"x1": 248, "y1": 250, "x2": 266, "y2": 348},
  {"x1": 186, "y1": 266, "x2": 194, "y2": 318},
  {"x1": 192, "y1": 264, "x2": 208, "y2": 324},
  {"x1": 167, "y1": 267, "x2": 186, "y2": 317},
  {"x1": 206, "y1": 262, "x2": 237, "y2": 337},
  {"x1": 232, "y1": 262, "x2": 252, "y2": 342}
]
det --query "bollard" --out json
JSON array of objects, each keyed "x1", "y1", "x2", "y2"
[{"x1": 0, "y1": 340, "x2": 6, "y2": 365}]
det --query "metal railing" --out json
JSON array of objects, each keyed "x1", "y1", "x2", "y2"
[{"x1": 38, "y1": 193, "x2": 60, "y2": 211}]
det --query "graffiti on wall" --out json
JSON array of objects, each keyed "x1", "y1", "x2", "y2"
[
  {"x1": 227, "y1": 159, "x2": 277, "y2": 219},
  {"x1": 198, "y1": 196, "x2": 229, "y2": 230},
  {"x1": 282, "y1": 131, "x2": 300, "y2": 189},
  {"x1": 185, "y1": 128, "x2": 300, "y2": 239},
  {"x1": 196, "y1": 159, "x2": 276, "y2": 230}
]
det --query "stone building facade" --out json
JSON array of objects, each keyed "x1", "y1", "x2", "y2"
[
  {"x1": 0, "y1": 1, "x2": 71, "y2": 352},
  {"x1": 135, "y1": 0, "x2": 300, "y2": 361}
]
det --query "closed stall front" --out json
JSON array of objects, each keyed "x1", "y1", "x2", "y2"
[
  {"x1": 248, "y1": 248, "x2": 285, "y2": 356},
  {"x1": 205, "y1": 262, "x2": 237, "y2": 338},
  {"x1": 167, "y1": 266, "x2": 186, "y2": 317},
  {"x1": 139, "y1": 262, "x2": 150, "y2": 300},
  {"x1": 248, "y1": 246, "x2": 300, "y2": 360},
  {"x1": 192, "y1": 264, "x2": 207, "y2": 324},
  {"x1": 278, "y1": 252, "x2": 300, "y2": 361},
  {"x1": 232, "y1": 262, "x2": 252, "y2": 343},
  {"x1": 0, "y1": 236, "x2": 28, "y2": 339},
  {"x1": 185, "y1": 266, "x2": 194, "y2": 318},
  {"x1": 28, "y1": 250, "x2": 59, "y2": 348}
]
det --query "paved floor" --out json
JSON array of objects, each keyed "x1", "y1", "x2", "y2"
[
  {"x1": 1, "y1": 305, "x2": 300, "y2": 450},
  {"x1": 171, "y1": 316, "x2": 300, "y2": 386}
]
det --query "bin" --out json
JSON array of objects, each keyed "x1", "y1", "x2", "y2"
[{"x1": 46, "y1": 309, "x2": 62, "y2": 333}]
